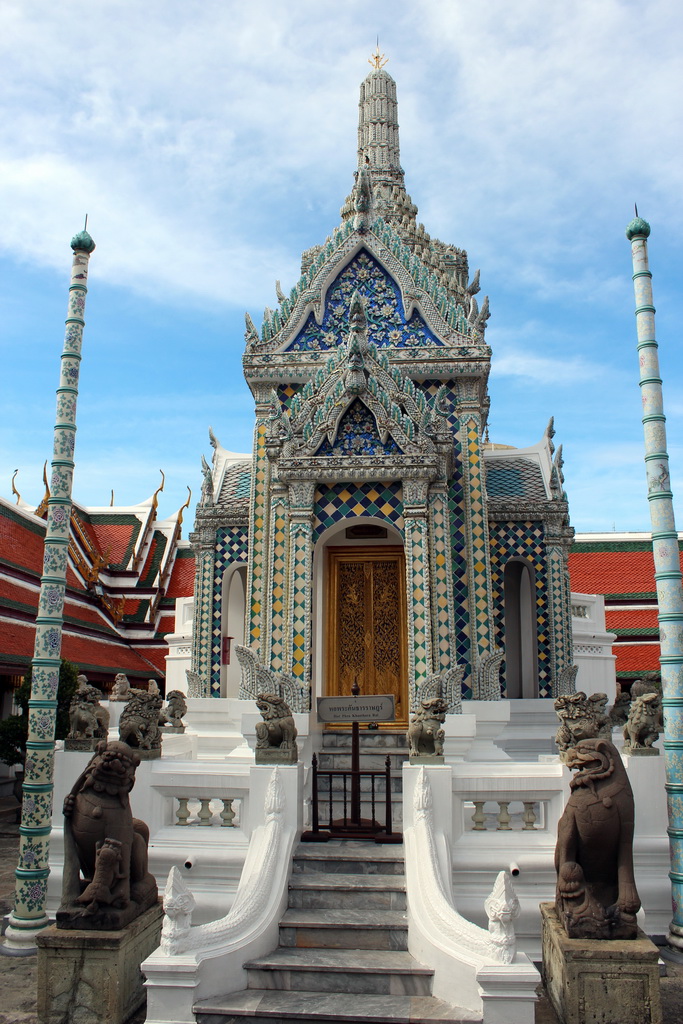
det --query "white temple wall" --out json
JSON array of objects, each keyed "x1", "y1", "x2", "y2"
[
  {"x1": 164, "y1": 596, "x2": 194, "y2": 694},
  {"x1": 570, "y1": 592, "x2": 617, "y2": 701}
]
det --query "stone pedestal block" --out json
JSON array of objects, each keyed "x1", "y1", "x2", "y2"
[
  {"x1": 540, "y1": 902, "x2": 661, "y2": 1024},
  {"x1": 36, "y1": 901, "x2": 163, "y2": 1024}
]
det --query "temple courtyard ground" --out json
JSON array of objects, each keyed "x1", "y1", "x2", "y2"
[{"x1": 1, "y1": 797, "x2": 681, "y2": 1024}]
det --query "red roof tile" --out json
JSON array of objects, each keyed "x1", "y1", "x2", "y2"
[
  {"x1": 166, "y1": 553, "x2": 195, "y2": 598},
  {"x1": 606, "y1": 608, "x2": 659, "y2": 630},
  {"x1": 569, "y1": 550, "x2": 657, "y2": 596},
  {"x1": 614, "y1": 642, "x2": 661, "y2": 673},
  {"x1": 2, "y1": 618, "x2": 162, "y2": 677}
]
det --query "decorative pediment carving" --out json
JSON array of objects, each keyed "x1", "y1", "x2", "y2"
[{"x1": 262, "y1": 291, "x2": 453, "y2": 472}]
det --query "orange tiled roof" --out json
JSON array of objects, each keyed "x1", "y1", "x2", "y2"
[
  {"x1": 569, "y1": 550, "x2": 662, "y2": 597},
  {"x1": 166, "y1": 551, "x2": 195, "y2": 597},
  {"x1": 606, "y1": 607, "x2": 659, "y2": 630},
  {"x1": 1, "y1": 619, "x2": 162, "y2": 677},
  {"x1": 614, "y1": 642, "x2": 661, "y2": 673}
]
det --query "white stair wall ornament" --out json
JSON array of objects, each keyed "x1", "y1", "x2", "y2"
[
  {"x1": 143, "y1": 764, "x2": 303, "y2": 1024},
  {"x1": 402, "y1": 765, "x2": 539, "y2": 1024}
]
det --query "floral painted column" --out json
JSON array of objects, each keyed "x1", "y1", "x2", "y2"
[
  {"x1": 2, "y1": 229, "x2": 95, "y2": 954},
  {"x1": 627, "y1": 214, "x2": 683, "y2": 950}
]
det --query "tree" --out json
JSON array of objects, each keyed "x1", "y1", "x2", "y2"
[{"x1": 0, "y1": 659, "x2": 79, "y2": 768}]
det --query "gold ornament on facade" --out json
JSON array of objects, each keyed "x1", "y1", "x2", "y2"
[{"x1": 368, "y1": 44, "x2": 388, "y2": 70}]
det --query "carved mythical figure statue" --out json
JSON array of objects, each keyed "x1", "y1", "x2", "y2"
[
  {"x1": 254, "y1": 694, "x2": 298, "y2": 762},
  {"x1": 555, "y1": 738, "x2": 640, "y2": 939},
  {"x1": 407, "y1": 697, "x2": 447, "y2": 758},
  {"x1": 67, "y1": 682, "x2": 110, "y2": 742},
  {"x1": 554, "y1": 691, "x2": 611, "y2": 761},
  {"x1": 119, "y1": 691, "x2": 163, "y2": 752},
  {"x1": 59, "y1": 740, "x2": 158, "y2": 928},
  {"x1": 609, "y1": 690, "x2": 632, "y2": 728},
  {"x1": 111, "y1": 672, "x2": 131, "y2": 701},
  {"x1": 147, "y1": 678, "x2": 161, "y2": 697},
  {"x1": 623, "y1": 691, "x2": 662, "y2": 753},
  {"x1": 161, "y1": 690, "x2": 187, "y2": 731}
]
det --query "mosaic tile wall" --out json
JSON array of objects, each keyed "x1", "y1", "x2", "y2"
[
  {"x1": 313, "y1": 482, "x2": 404, "y2": 542},
  {"x1": 489, "y1": 521, "x2": 553, "y2": 698},
  {"x1": 211, "y1": 526, "x2": 249, "y2": 696}
]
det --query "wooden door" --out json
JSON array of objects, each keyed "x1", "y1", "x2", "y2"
[{"x1": 326, "y1": 546, "x2": 408, "y2": 727}]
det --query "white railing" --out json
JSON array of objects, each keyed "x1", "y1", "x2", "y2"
[{"x1": 403, "y1": 765, "x2": 540, "y2": 1023}]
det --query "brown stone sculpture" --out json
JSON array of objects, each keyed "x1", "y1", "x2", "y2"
[
  {"x1": 119, "y1": 691, "x2": 163, "y2": 757},
  {"x1": 407, "y1": 696, "x2": 447, "y2": 761},
  {"x1": 66, "y1": 682, "x2": 110, "y2": 750},
  {"x1": 555, "y1": 737, "x2": 640, "y2": 939},
  {"x1": 160, "y1": 690, "x2": 187, "y2": 732},
  {"x1": 58, "y1": 740, "x2": 158, "y2": 929},
  {"x1": 623, "y1": 692, "x2": 662, "y2": 755},
  {"x1": 110, "y1": 672, "x2": 132, "y2": 701},
  {"x1": 554, "y1": 691, "x2": 611, "y2": 761},
  {"x1": 254, "y1": 693, "x2": 298, "y2": 763}
]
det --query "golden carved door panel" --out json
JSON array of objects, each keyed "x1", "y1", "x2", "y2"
[{"x1": 326, "y1": 547, "x2": 408, "y2": 727}]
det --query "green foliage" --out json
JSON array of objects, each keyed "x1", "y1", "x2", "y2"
[{"x1": 0, "y1": 659, "x2": 80, "y2": 768}]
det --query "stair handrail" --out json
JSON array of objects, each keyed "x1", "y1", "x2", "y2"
[
  {"x1": 143, "y1": 765, "x2": 302, "y2": 1024},
  {"x1": 403, "y1": 766, "x2": 540, "y2": 1019}
]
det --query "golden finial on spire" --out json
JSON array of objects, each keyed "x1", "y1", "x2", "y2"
[{"x1": 368, "y1": 40, "x2": 388, "y2": 70}]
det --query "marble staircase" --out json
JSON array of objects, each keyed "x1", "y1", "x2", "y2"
[{"x1": 193, "y1": 840, "x2": 474, "y2": 1024}]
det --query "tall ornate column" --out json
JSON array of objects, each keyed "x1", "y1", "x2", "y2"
[
  {"x1": 267, "y1": 482, "x2": 290, "y2": 672},
  {"x1": 3, "y1": 228, "x2": 95, "y2": 954},
  {"x1": 286, "y1": 481, "x2": 315, "y2": 684},
  {"x1": 454, "y1": 382, "x2": 496, "y2": 685},
  {"x1": 427, "y1": 481, "x2": 456, "y2": 674},
  {"x1": 404, "y1": 478, "x2": 434, "y2": 688},
  {"x1": 627, "y1": 214, "x2": 683, "y2": 950},
  {"x1": 545, "y1": 512, "x2": 575, "y2": 693},
  {"x1": 246, "y1": 388, "x2": 272, "y2": 660},
  {"x1": 188, "y1": 520, "x2": 215, "y2": 697}
]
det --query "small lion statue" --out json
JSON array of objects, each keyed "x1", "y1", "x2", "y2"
[
  {"x1": 407, "y1": 696, "x2": 448, "y2": 760},
  {"x1": 67, "y1": 681, "x2": 110, "y2": 746},
  {"x1": 254, "y1": 693, "x2": 298, "y2": 763},
  {"x1": 623, "y1": 691, "x2": 662, "y2": 754},
  {"x1": 555, "y1": 737, "x2": 640, "y2": 939},
  {"x1": 160, "y1": 690, "x2": 187, "y2": 731},
  {"x1": 58, "y1": 740, "x2": 158, "y2": 929},
  {"x1": 554, "y1": 691, "x2": 611, "y2": 761},
  {"x1": 119, "y1": 691, "x2": 163, "y2": 754}
]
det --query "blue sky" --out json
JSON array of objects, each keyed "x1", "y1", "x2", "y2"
[{"x1": 1, "y1": 0, "x2": 682, "y2": 533}]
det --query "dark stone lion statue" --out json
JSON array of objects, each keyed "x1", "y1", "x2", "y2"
[
  {"x1": 254, "y1": 693, "x2": 298, "y2": 762},
  {"x1": 119, "y1": 691, "x2": 163, "y2": 752},
  {"x1": 67, "y1": 684, "x2": 110, "y2": 742},
  {"x1": 58, "y1": 740, "x2": 158, "y2": 929},
  {"x1": 623, "y1": 691, "x2": 662, "y2": 753},
  {"x1": 555, "y1": 737, "x2": 640, "y2": 939},
  {"x1": 407, "y1": 696, "x2": 447, "y2": 758}
]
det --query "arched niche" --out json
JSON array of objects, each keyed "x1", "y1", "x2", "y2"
[
  {"x1": 503, "y1": 558, "x2": 539, "y2": 699},
  {"x1": 221, "y1": 563, "x2": 247, "y2": 697}
]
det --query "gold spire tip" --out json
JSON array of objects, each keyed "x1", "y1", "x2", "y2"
[{"x1": 368, "y1": 43, "x2": 388, "y2": 70}]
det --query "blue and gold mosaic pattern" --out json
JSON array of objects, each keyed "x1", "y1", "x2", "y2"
[
  {"x1": 313, "y1": 482, "x2": 404, "y2": 543},
  {"x1": 211, "y1": 526, "x2": 249, "y2": 695},
  {"x1": 316, "y1": 400, "x2": 404, "y2": 457},
  {"x1": 286, "y1": 250, "x2": 442, "y2": 352},
  {"x1": 489, "y1": 521, "x2": 553, "y2": 698}
]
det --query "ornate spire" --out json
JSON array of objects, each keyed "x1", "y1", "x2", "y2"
[{"x1": 357, "y1": 61, "x2": 403, "y2": 182}]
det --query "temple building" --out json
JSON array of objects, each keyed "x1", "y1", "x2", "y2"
[{"x1": 188, "y1": 59, "x2": 576, "y2": 715}]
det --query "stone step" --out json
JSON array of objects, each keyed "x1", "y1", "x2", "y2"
[
  {"x1": 292, "y1": 841, "x2": 405, "y2": 876},
  {"x1": 322, "y1": 730, "x2": 408, "y2": 750},
  {"x1": 288, "y1": 872, "x2": 407, "y2": 911},
  {"x1": 193, "y1": 988, "x2": 475, "y2": 1024},
  {"x1": 317, "y1": 751, "x2": 408, "y2": 771},
  {"x1": 243, "y1": 947, "x2": 434, "y2": 996},
  {"x1": 279, "y1": 908, "x2": 408, "y2": 950}
]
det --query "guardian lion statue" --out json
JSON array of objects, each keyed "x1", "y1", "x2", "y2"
[
  {"x1": 623, "y1": 691, "x2": 662, "y2": 753},
  {"x1": 119, "y1": 691, "x2": 163, "y2": 754},
  {"x1": 58, "y1": 740, "x2": 157, "y2": 929},
  {"x1": 555, "y1": 737, "x2": 640, "y2": 939},
  {"x1": 67, "y1": 684, "x2": 109, "y2": 743},
  {"x1": 407, "y1": 696, "x2": 447, "y2": 759},
  {"x1": 254, "y1": 693, "x2": 298, "y2": 763}
]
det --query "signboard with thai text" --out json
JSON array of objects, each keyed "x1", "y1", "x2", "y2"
[{"x1": 316, "y1": 695, "x2": 395, "y2": 723}]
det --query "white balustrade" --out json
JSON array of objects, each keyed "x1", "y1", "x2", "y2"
[{"x1": 174, "y1": 795, "x2": 239, "y2": 827}]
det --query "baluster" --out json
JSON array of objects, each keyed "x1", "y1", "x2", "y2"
[
  {"x1": 522, "y1": 801, "x2": 537, "y2": 830},
  {"x1": 471, "y1": 801, "x2": 486, "y2": 830},
  {"x1": 220, "y1": 798, "x2": 235, "y2": 827},
  {"x1": 198, "y1": 798, "x2": 212, "y2": 826},
  {"x1": 496, "y1": 801, "x2": 512, "y2": 830},
  {"x1": 175, "y1": 796, "x2": 190, "y2": 826}
]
